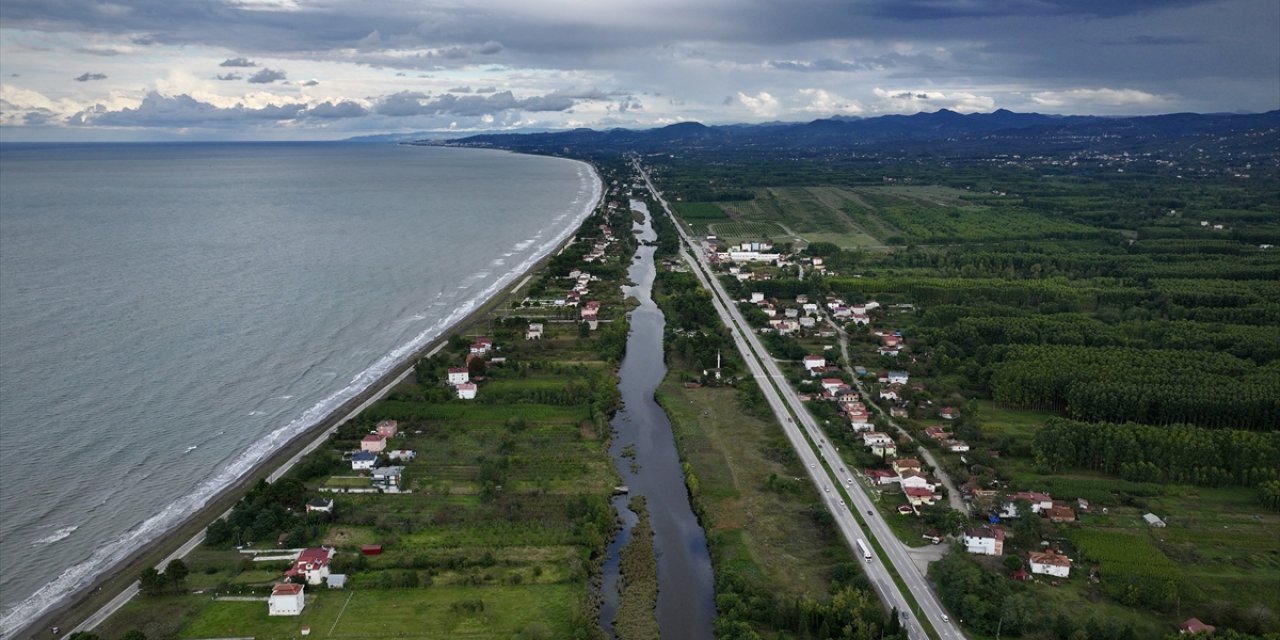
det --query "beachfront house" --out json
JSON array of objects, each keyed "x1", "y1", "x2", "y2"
[
  {"x1": 375, "y1": 419, "x2": 398, "y2": 438},
  {"x1": 351, "y1": 450, "x2": 378, "y2": 471},
  {"x1": 387, "y1": 449, "x2": 416, "y2": 462},
  {"x1": 456, "y1": 382, "x2": 477, "y2": 400},
  {"x1": 371, "y1": 466, "x2": 404, "y2": 492},
  {"x1": 469, "y1": 338, "x2": 493, "y2": 355},
  {"x1": 360, "y1": 434, "x2": 386, "y2": 453},
  {"x1": 526, "y1": 323, "x2": 544, "y2": 340},
  {"x1": 447, "y1": 367, "x2": 470, "y2": 385},
  {"x1": 268, "y1": 582, "x2": 305, "y2": 616},
  {"x1": 285, "y1": 547, "x2": 335, "y2": 585}
]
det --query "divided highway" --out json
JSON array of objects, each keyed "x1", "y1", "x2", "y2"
[{"x1": 635, "y1": 161, "x2": 965, "y2": 640}]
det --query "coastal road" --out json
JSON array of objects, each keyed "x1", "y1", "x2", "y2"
[{"x1": 636, "y1": 160, "x2": 964, "y2": 640}]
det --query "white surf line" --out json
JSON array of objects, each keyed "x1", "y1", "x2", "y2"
[{"x1": 71, "y1": 363, "x2": 420, "y2": 636}]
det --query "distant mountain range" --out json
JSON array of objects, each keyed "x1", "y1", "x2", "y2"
[{"x1": 431, "y1": 109, "x2": 1280, "y2": 157}]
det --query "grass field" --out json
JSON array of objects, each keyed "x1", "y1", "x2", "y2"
[
  {"x1": 719, "y1": 187, "x2": 890, "y2": 249},
  {"x1": 177, "y1": 585, "x2": 579, "y2": 639},
  {"x1": 657, "y1": 380, "x2": 855, "y2": 599}
]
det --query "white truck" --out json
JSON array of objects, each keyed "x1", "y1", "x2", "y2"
[{"x1": 856, "y1": 538, "x2": 872, "y2": 562}]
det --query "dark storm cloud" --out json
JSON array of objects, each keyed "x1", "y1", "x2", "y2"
[
  {"x1": 302, "y1": 79, "x2": 320, "y2": 86},
  {"x1": 216, "y1": 72, "x2": 242, "y2": 81},
  {"x1": 860, "y1": 0, "x2": 1207, "y2": 20},
  {"x1": 74, "y1": 72, "x2": 107, "y2": 81},
  {"x1": 373, "y1": 88, "x2": 602, "y2": 117},
  {"x1": 448, "y1": 86, "x2": 473, "y2": 93},
  {"x1": 247, "y1": 68, "x2": 287, "y2": 84},
  {"x1": 68, "y1": 92, "x2": 370, "y2": 127},
  {"x1": 219, "y1": 57, "x2": 257, "y2": 67}
]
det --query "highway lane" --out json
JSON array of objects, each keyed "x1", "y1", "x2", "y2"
[{"x1": 636, "y1": 160, "x2": 965, "y2": 640}]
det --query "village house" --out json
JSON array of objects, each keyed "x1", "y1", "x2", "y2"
[
  {"x1": 878, "y1": 334, "x2": 903, "y2": 356},
  {"x1": 864, "y1": 469, "x2": 900, "y2": 486},
  {"x1": 939, "y1": 406, "x2": 958, "y2": 420},
  {"x1": 387, "y1": 449, "x2": 416, "y2": 462},
  {"x1": 469, "y1": 338, "x2": 493, "y2": 355},
  {"x1": 351, "y1": 450, "x2": 378, "y2": 471},
  {"x1": 1002, "y1": 491, "x2": 1054, "y2": 517},
  {"x1": 878, "y1": 385, "x2": 900, "y2": 401},
  {"x1": 375, "y1": 420, "x2": 398, "y2": 439},
  {"x1": 1029, "y1": 550, "x2": 1072, "y2": 578},
  {"x1": 305, "y1": 498, "x2": 333, "y2": 514},
  {"x1": 796, "y1": 294, "x2": 809, "y2": 304},
  {"x1": 892, "y1": 459, "x2": 921, "y2": 475},
  {"x1": 285, "y1": 547, "x2": 335, "y2": 585},
  {"x1": 750, "y1": 292, "x2": 765, "y2": 303},
  {"x1": 890, "y1": 406, "x2": 909, "y2": 418},
  {"x1": 447, "y1": 367, "x2": 470, "y2": 385},
  {"x1": 888, "y1": 371, "x2": 909, "y2": 385},
  {"x1": 803, "y1": 355, "x2": 826, "y2": 372},
  {"x1": 872, "y1": 441, "x2": 898, "y2": 457},
  {"x1": 525, "y1": 323, "x2": 544, "y2": 340},
  {"x1": 268, "y1": 582, "x2": 305, "y2": 616},
  {"x1": 456, "y1": 382, "x2": 477, "y2": 400},
  {"x1": 359, "y1": 434, "x2": 386, "y2": 453},
  {"x1": 581, "y1": 300, "x2": 601, "y2": 325},
  {"x1": 963, "y1": 526, "x2": 1005, "y2": 556},
  {"x1": 899, "y1": 470, "x2": 937, "y2": 492},
  {"x1": 821, "y1": 378, "x2": 845, "y2": 394},
  {"x1": 1047, "y1": 502, "x2": 1076, "y2": 523},
  {"x1": 371, "y1": 466, "x2": 404, "y2": 492},
  {"x1": 862, "y1": 432, "x2": 894, "y2": 447},
  {"x1": 851, "y1": 313, "x2": 871, "y2": 326},
  {"x1": 798, "y1": 316, "x2": 817, "y2": 329},
  {"x1": 905, "y1": 487, "x2": 940, "y2": 507},
  {"x1": 924, "y1": 425, "x2": 952, "y2": 441},
  {"x1": 1179, "y1": 619, "x2": 1216, "y2": 634},
  {"x1": 945, "y1": 439, "x2": 970, "y2": 453}
]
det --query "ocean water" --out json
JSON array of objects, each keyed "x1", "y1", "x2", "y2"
[{"x1": 0, "y1": 142, "x2": 600, "y2": 634}]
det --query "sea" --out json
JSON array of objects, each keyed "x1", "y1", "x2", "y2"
[{"x1": 0, "y1": 141, "x2": 601, "y2": 635}]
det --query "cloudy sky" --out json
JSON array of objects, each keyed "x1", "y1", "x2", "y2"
[{"x1": 1, "y1": 0, "x2": 1277, "y2": 140}]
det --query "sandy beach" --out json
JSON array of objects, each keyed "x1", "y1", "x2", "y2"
[{"x1": 12, "y1": 159, "x2": 602, "y2": 640}]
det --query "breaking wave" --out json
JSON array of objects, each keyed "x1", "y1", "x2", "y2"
[{"x1": 0, "y1": 158, "x2": 601, "y2": 638}]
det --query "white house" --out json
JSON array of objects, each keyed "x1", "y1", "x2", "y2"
[
  {"x1": 285, "y1": 547, "x2": 335, "y2": 585},
  {"x1": 387, "y1": 449, "x2": 416, "y2": 462},
  {"x1": 1143, "y1": 513, "x2": 1167, "y2": 528},
  {"x1": 963, "y1": 526, "x2": 1005, "y2": 556},
  {"x1": 945, "y1": 439, "x2": 970, "y2": 453},
  {"x1": 888, "y1": 371, "x2": 910, "y2": 385},
  {"x1": 803, "y1": 355, "x2": 826, "y2": 372},
  {"x1": 851, "y1": 314, "x2": 871, "y2": 326},
  {"x1": 268, "y1": 582, "x2": 305, "y2": 616},
  {"x1": 351, "y1": 450, "x2": 378, "y2": 471},
  {"x1": 375, "y1": 420, "x2": 398, "y2": 438},
  {"x1": 526, "y1": 323, "x2": 544, "y2": 340},
  {"x1": 456, "y1": 383, "x2": 477, "y2": 400},
  {"x1": 872, "y1": 442, "x2": 897, "y2": 457},
  {"x1": 862, "y1": 431, "x2": 894, "y2": 447},
  {"x1": 750, "y1": 292, "x2": 765, "y2": 303},
  {"x1": 878, "y1": 385, "x2": 900, "y2": 401},
  {"x1": 1002, "y1": 491, "x2": 1054, "y2": 517},
  {"x1": 802, "y1": 303, "x2": 819, "y2": 315},
  {"x1": 899, "y1": 470, "x2": 936, "y2": 492},
  {"x1": 821, "y1": 378, "x2": 845, "y2": 393},
  {"x1": 1029, "y1": 550, "x2": 1072, "y2": 578},
  {"x1": 469, "y1": 338, "x2": 493, "y2": 355},
  {"x1": 447, "y1": 367, "x2": 470, "y2": 385}
]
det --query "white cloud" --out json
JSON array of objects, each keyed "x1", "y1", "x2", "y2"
[
  {"x1": 871, "y1": 87, "x2": 995, "y2": 113},
  {"x1": 794, "y1": 88, "x2": 863, "y2": 114},
  {"x1": 1030, "y1": 87, "x2": 1169, "y2": 108},
  {"x1": 736, "y1": 90, "x2": 779, "y2": 117}
]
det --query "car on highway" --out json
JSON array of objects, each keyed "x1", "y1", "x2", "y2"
[
  {"x1": 867, "y1": 510, "x2": 872, "y2": 515},
  {"x1": 810, "y1": 463, "x2": 815, "y2": 468},
  {"x1": 942, "y1": 614, "x2": 950, "y2": 623}
]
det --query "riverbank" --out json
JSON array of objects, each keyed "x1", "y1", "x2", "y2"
[{"x1": 13, "y1": 159, "x2": 604, "y2": 640}]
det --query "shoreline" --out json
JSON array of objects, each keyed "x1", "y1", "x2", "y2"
[{"x1": 11, "y1": 155, "x2": 603, "y2": 640}]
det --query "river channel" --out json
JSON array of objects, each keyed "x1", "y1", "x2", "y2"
[{"x1": 599, "y1": 199, "x2": 716, "y2": 639}]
